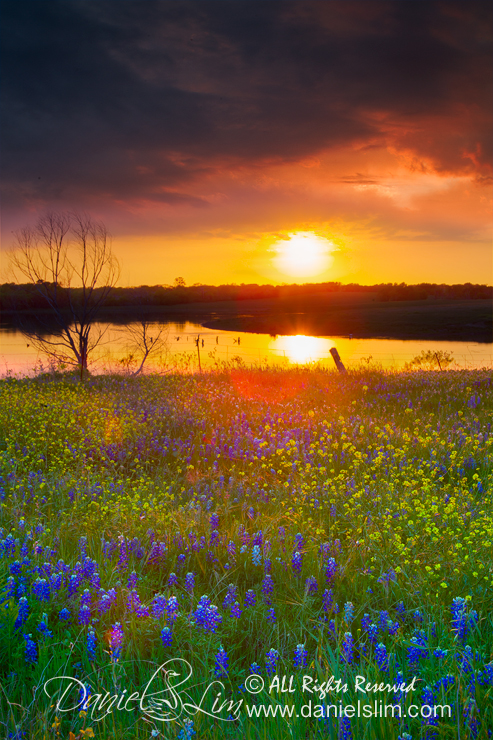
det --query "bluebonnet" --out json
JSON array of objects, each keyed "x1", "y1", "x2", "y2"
[
  {"x1": 87, "y1": 629, "x2": 97, "y2": 661},
  {"x1": 227, "y1": 541, "x2": 236, "y2": 562},
  {"x1": 421, "y1": 685, "x2": 438, "y2": 729},
  {"x1": 339, "y1": 717, "x2": 352, "y2": 740},
  {"x1": 451, "y1": 597, "x2": 469, "y2": 640},
  {"x1": 252, "y1": 545, "x2": 262, "y2": 566},
  {"x1": 37, "y1": 621, "x2": 53, "y2": 639},
  {"x1": 185, "y1": 573, "x2": 195, "y2": 593},
  {"x1": 305, "y1": 576, "x2": 318, "y2": 594},
  {"x1": 152, "y1": 594, "x2": 167, "y2": 620},
  {"x1": 408, "y1": 632, "x2": 428, "y2": 667},
  {"x1": 98, "y1": 594, "x2": 112, "y2": 614},
  {"x1": 178, "y1": 718, "x2": 196, "y2": 740},
  {"x1": 434, "y1": 648, "x2": 448, "y2": 659},
  {"x1": 222, "y1": 584, "x2": 237, "y2": 610},
  {"x1": 266, "y1": 608, "x2": 276, "y2": 623},
  {"x1": 230, "y1": 601, "x2": 242, "y2": 618},
  {"x1": 375, "y1": 643, "x2": 389, "y2": 671},
  {"x1": 167, "y1": 596, "x2": 180, "y2": 622},
  {"x1": 109, "y1": 622, "x2": 124, "y2": 662},
  {"x1": 161, "y1": 627, "x2": 173, "y2": 646},
  {"x1": 245, "y1": 590, "x2": 256, "y2": 607},
  {"x1": 292, "y1": 552, "x2": 303, "y2": 576},
  {"x1": 214, "y1": 646, "x2": 229, "y2": 678},
  {"x1": 9, "y1": 561, "x2": 21, "y2": 576},
  {"x1": 78, "y1": 605, "x2": 91, "y2": 626},
  {"x1": 210, "y1": 513, "x2": 219, "y2": 528},
  {"x1": 361, "y1": 614, "x2": 371, "y2": 632},
  {"x1": 50, "y1": 573, "x2": 62, "y2": 591},
  {"x1": 265, "y1": 649, "x2": 279, "y2": 675},
  {"x1": 341, "y1": 633, "x2": 354, "y2": 664},
  {"x1": 377, "y1": 610, "x2": 389, "y2": 631},
  {"x1": 261, "y1": 575, "x2": 274, "y2": 597},
  {"x1": 24, "y1": 634, "x2": 37, "y2": 664},
  {"x1": 59, "y1": 607, "x2": 70, "y2": 621},
  {"x1": 127, "y1": 571, "x2": 138, "y2": 589},
  {"x1": 367, "y1": 623, "x2": 379, "y2": 644},
  {"x1": 80, "y1": 589, "x2": 92, "y2": 608},
  {"x1": 167, "y1": 572, "x2": 178, "y2": 587},
  {"x1": 322, "y1": 589, "x2": 334, "y2": 616},
  {"x1": 117, "y1": 536, "x2": 128, "y2": 571},
  {"x1": 395, "y1": 601, "x2": 406, "y2": 615},
  {"x1": 32, "y1": 578, "x2": 50, "y2": 602},
  {"x1": 294, "y1": 644, "x2": 307, "y2": 669},
  {"x1": 250, "y1": 662, "x2": 261, "y2": 674},
  {"x1": 194, "y1": 596, "x2": 222, "y2": 633},
  {"x1": 14, "y1": 597, "x2": 29, "y2": 630},
  {"x1": 68, "y1": 573, "x2": 81, "y2": 597},
  {"x1": 343, "y1": 602, "x2": 355, "y2": 624},
  {"x1": 325, "y1": 558, "x2": 337, "y2": 582},
  {"x1": 5, "y1": 576, "x2": 16, "y2": 600},
  {"x1": 388, "y1": 620, "x2": 400, "y2": 636}
]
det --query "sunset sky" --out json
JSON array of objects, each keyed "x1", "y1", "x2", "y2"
[{"x1": 1, "y1": 1, "x2": 492, "y2": 287}]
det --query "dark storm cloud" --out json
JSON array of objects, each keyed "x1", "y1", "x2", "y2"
[{"x1": 1, "y1": 0, "x2": 491, "y2": 208}]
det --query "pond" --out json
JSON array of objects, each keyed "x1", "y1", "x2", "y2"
[{"x1": 0, "y1": 321, "x2": 491, "y2": 376}]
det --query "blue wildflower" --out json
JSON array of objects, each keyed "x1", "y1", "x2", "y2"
[
  {"x1": 344, "y1": 602, "x2": 355, "y2": 624},
  {"x1": 265, "y1": 649, "x2": 279, "y2": 675},
  {"x1": 252, "y1": 545, "x2": 262, "y2": 566},
  {"x1": 24, "y1": 634, "x2": 37, "y2": 664},
  {"x1": 245, "y1": 589, "x2": 256, "y2": 607},
  {"x1": 214, "y1": 646, "x2": 229, "y2": 678},
  {"x1": 375, "y1": 643, "x2": 389, "y2": 671},
  {"x1": 87, "y1": 629, "x2": 97, "y2": 661},
  {"x1": 341, "y1": 632, "x2": 354, "y2": 664},
  {"x1": 292, "y1": 551, "x2": 303, "y2": 576},
  {"x1": 161, "y1": 627, "x2": 173, "y2": 647},
  {"x1": 294, "y1": 644, "x2": 307, "y2": 669}
]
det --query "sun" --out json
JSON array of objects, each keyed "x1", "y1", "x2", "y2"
[{"x1": 273, "y1": 231, "x2": 335, "y2": 278}]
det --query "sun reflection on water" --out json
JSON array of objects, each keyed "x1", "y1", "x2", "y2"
[{"x1": 269, "y1": 334, "x2": 332, "y2": 364}]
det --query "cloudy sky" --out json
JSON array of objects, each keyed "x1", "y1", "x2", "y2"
[{"x1": 1, "y1": 0, "x2": 492, "y2": 286}]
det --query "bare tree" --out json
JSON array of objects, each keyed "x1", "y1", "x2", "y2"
[
  {"x1": 9, "y1": 211, "x2": 119, "y2": 379},
  {"x1": 118, "y1": 321, "x2": 170, "y2": 376}
]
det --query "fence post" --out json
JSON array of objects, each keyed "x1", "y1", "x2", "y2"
[
  {"x1": 330, "y1": 347, "x2": 347, "y2": 374},
  {"x1": 195, "y1": 334, "x2": 202, "y2": 373}
]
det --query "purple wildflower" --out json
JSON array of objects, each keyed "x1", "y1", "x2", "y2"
[
  {"x1": 161, "y1": 627, "x2": 173, "y2": 647},
  {"x1": 294, "y1": 643, "x2": 307, "y2": 669},
  {"x1": 214, "y1": 646, "x2": 229, "y2": 678}
]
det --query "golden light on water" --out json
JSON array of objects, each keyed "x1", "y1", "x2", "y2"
[
  {"x1": 272, "y1": 231, "x2": 336, "y2": 278},
  {"x1": 270, "y1": 334, "x2": 332, "y2": 364}
]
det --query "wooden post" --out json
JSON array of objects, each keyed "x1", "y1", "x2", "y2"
[
  {"x1": 330, "y1": 347, "x2": 347, "y2": 374},
  {"x1": 196, "y1": 334, "x2": 202, "y2": 373}
]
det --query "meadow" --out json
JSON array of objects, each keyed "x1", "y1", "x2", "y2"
[{"x1": 0, "y1": 365, "x2": 492, "y2": 739}]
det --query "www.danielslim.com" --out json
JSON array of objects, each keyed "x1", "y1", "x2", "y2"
[{"x1": 245, "y1": 700, "x2": 452, "y2": 720}]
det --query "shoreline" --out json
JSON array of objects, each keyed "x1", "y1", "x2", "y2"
[{"x1": 1, "y1": 297, "x2": 491, "y2": 344}]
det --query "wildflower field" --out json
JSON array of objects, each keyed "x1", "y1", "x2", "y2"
[{"x1": 0, "y1": 366, "x2": 492, "y2": 739}]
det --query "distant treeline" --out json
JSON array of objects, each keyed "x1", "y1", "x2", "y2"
[{"x1": 1, "y1": 281, "x2": 491, "y2": 313}]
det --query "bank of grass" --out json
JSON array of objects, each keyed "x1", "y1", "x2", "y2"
[{"x1": 0, "y1": 365, "x2": 492, "y2": 739}]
